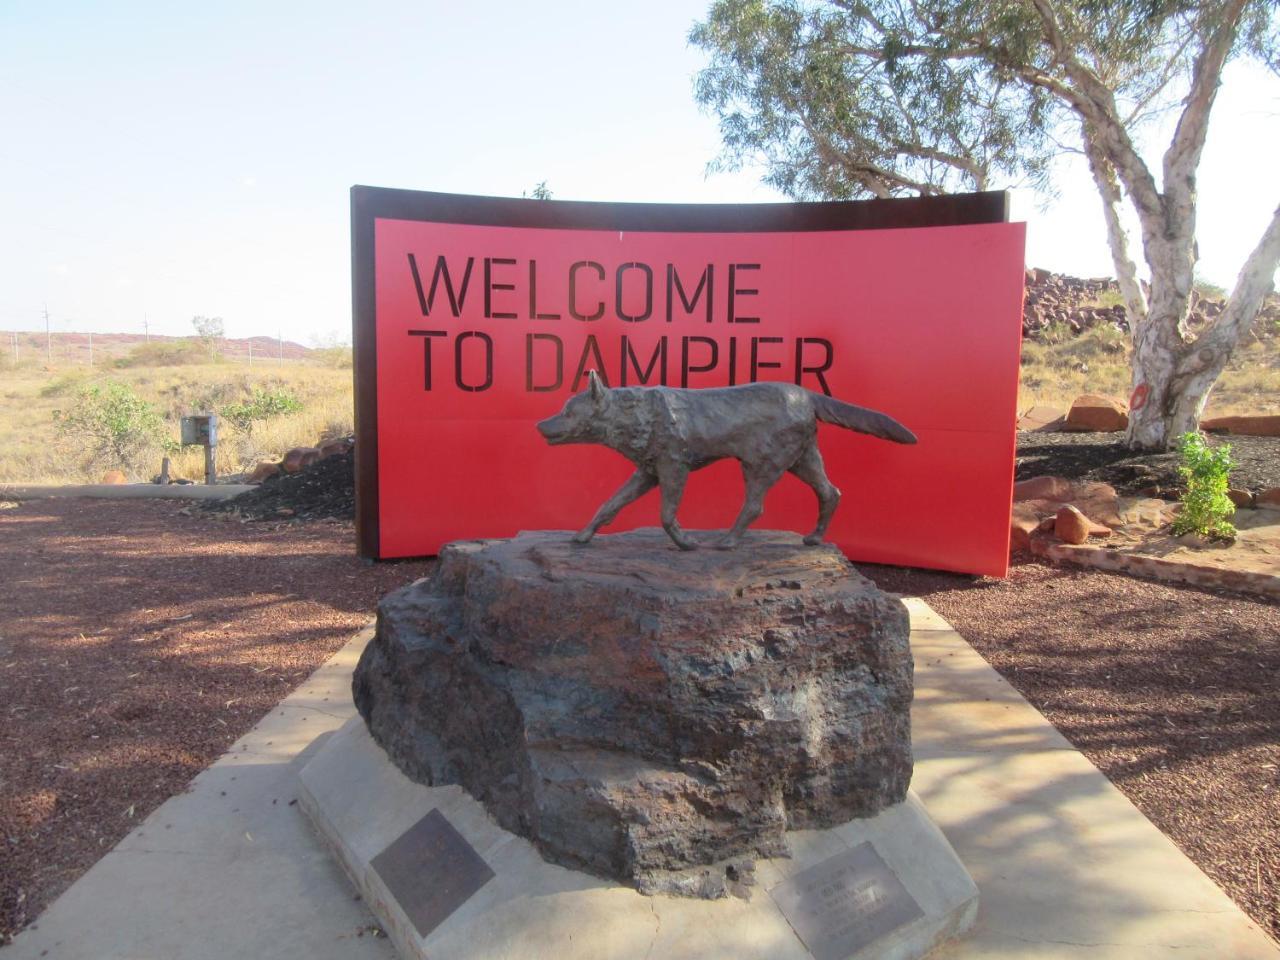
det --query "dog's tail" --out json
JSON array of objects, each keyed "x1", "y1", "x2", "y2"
[{"x1": 811, "y1": 394, "x2": 917, "y2": 444}]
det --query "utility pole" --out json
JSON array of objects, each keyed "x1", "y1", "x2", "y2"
[
  {"x1": 11, "y1": 332, "x2": 17, "y2": 365},
  {"x1": 277, "y1": 329, "x2": 283, "y2": 361},
  {"x1": 248, "y1": 339, "x2": 253, "y2": 366},
  {"x1": 88, "y1": 331, "x2": 94, "y2": 366},
  {"x1": 144, "y1": 313, "x2": 149, "y2": 342},
  {"x1": 44, "y1": 303, "x2": 51, "y2": 362}
]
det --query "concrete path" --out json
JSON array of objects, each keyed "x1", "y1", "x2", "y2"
[
  {"x1": 8, "y1": 602, "x2": 1276, "y2": 959},
  {"x1": 0, "y1": 483, "x2": 254, "y2": 501}
]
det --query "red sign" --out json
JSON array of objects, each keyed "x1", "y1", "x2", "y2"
[{"x1": 353, "y1": 188, "x2": 1025, "y2": 576}]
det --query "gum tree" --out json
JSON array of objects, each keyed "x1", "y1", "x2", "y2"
[{"x1": 691, "y1": 0, "x2": 1280, "y2": 450}]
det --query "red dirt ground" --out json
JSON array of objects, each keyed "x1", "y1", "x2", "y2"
[{"x1": 0, "y1": 498, "x2": 431, "y2": 943}]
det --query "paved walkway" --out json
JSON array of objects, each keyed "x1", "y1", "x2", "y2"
[{"x1": 9, "y1": 601, "x2": 1277, "y2": 959}]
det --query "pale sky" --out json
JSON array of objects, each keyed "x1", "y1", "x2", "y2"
[{"x1": 1, "y1": 1, "x2": 1276, "y2": 344}]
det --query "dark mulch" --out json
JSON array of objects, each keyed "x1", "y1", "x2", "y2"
[
  {"x1": 207, "y1": 450, "x2": 357, "y2": 521},
  {"x1": 0, "y1": 499, "x2": 432, "y2": 944},
  {"x1": 1016, "y1": 431, "x2": 1280, "y2": 497},
  {"x1": 855, "y1": 557, "x2": 1280, "y2": 944}
]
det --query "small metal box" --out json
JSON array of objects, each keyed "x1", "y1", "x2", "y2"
[{"x1": 180, "y1": 414, "x2": 218, "y2": 446}]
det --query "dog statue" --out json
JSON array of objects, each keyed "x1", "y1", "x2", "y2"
[{"x1": 537, "y1": 371, "x2": 916, "y2": 550}]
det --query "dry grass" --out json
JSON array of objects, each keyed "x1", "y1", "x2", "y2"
[
  {"x1": 0, "y1": 359, "x2": 352, "y2": 484},
  {"x1": 1018, "y1": 327, "x2": 1280, "y2": 417}
]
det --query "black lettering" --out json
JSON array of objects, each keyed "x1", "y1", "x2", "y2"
[
  {"x1": 571, "y1": 335, "x2": 610, "y2": 391},
  {"x1": 525, "y1": 333, "x2": 564, "y2": 392},
  {"x1": 484, "y1": 258, "x2": 517, "y2": 319},
  {"x1": 528, "y1": 260, "x2": 561, "y2": 320},
  {"x1": 750, "y1": 336, "x2": 783, "y2": 380},
  {"x1": 727, "y1": 336, "x2": 738, "y2": 385},
  {"x1": 568, "y1": 261, "x2": 606, "y2": 322},
  {"x1": 728, "y1": 263, "x2": 760, "y2": 323},
  {"x1": 665, "y1": 264, "x2": 713, "y2": 323},
  {"x1": 407, "y1": 330, "x2": 447, "y2": 389},
  {"x1": 454, "y1": 331, "x2": 493, "y2": 392},
  {"x1": 615, "y1": 262, "x2": 653, "y2": 322},
  {"x1": 795, "y1": 337, "x2": 833, "y2": 395},
  {"x1": 621, "y1": 336, "x2": 667, "y2": 385},
  {"x1": 680, "y1": 336, "x2": 718, "y2": 387},
  {"x1": 408, "y1": 254, "x2": 473, "y2": 317}
]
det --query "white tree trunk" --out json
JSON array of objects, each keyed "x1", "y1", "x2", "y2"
[{"x1": 1127, "y1": 202, "x2": 1280, "y2": 449}]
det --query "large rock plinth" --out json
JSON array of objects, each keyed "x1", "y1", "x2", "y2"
[{"x1": 353, "y1": 529, "x2": 913, "y2": 898}]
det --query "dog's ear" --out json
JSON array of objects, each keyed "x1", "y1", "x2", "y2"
[{"x1": 588, "y1": 369, "x2": 608, "y2": 403}]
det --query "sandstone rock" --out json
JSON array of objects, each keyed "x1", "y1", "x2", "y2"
[
  {"x1": 1016, "y1": 405, "x2": 1067, "y2": 432},
  {"x1": 1055, "y1": 504, "x2": 1111, "y2": 544},
  {"x1": 281, "y1": 446, "x2": 320, "y2": 473},
  {"x1": 1258, "y1": 488, "x2": 1280, "y2": 510},
  {"x1": 1013, "y1": 476, "x2": 1074, "y2": 502},
  {"x1": 246, "y1": 461, "x2": 281, "y2": 484},
  {"x1": 100, "y1": 470, "x2": 127, "y2": 485},
  {"x1": 353, "y1": 529, "x2": 913, "y2": 899},
  {"x1": 1063, "y1": 394, "x2": 1128, "y2": 432},
  {"x1": 318, "y1": 437, "x2": 353, "y2": 459},
  {"x1": 1200, "y1": 415, "x2": 1280, "y2": 438},
  {"x1": 1227, "y1": 489, "x2": 1255, "y2": 508}
]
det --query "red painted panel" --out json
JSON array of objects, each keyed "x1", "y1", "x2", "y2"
[{"x1": 371, "y1": 218, "x2": 1025, "y2": 576}]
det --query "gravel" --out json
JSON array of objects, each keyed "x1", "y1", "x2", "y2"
[
  {"x1": 856, "y1": 558, "x2": 1280, "y2": 945},
  {"x1": 0, "y1": 498, "x2": 432, "y2": 943},
  {"x1": 1017, "y1": 431, "x2": 1280, "y2": 497},
  {"x1": 205, "y1": 450, "x2": 356, "y2": 521}
]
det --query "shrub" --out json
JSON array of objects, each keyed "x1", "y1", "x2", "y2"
[
  {"x1": 115, "y1": 339, "x2": 207, "y2": 368},
  {"x1": 1171, "y1": 432, "x2": 1236, "y2": 540},
  {"x1": 221, "y1": 387, "x2": 303, "y2": 436},
  {"x1": 53, "y1": 381, "x2": 170, "y2": 473}
]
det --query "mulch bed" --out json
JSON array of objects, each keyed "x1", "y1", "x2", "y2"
[
  {"x1": 855, "y1": 557, "x2": 1280, "y2": 944},
  {"x1": 1017, "y1": 430, "x2": 1280, "y2": 497},
  {"x1": 0, "y1": 499, "x2": 431, "y2": 944},
  {"x1": 207, "y1": 450, "x2": 357, "y2": 522}
]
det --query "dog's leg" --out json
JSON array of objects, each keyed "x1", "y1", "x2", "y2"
[
  {"x1": 572, "y1": 470, "x2": 657, "y2": 544},
  {"x1": 657, "y1": 463, "x2": 698, "y2": 551},
  {"x1": 789, "y1": 444, "x2": 841, "y2": 545},
  {"x1": 715, "y1": 462, "x2": 783, "y2": 549}
]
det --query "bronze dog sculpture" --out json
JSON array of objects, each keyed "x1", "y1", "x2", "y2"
[{"x1": 537, "y1": 372, "x2": 916, "y2": 550}]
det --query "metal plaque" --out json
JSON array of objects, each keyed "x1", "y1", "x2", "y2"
[
  {"x1": 370, "y1": 808, "x2": 496, "y2": 940},
  {"x1": 769, "y1": 842, "x2": 924, "y2": 960}
]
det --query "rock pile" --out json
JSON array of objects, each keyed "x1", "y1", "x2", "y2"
[
  {"x1": 353, "y1": 530, "x2": 914, "y2": 899},
  {"x1": 1020, "y1": 267, "x2": 1280, "y2": 343}
]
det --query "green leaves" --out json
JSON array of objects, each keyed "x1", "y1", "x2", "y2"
[
  {"x1": 1171, "y1": 431, "x2": 1237, "y2": 540},
  {"x1": 53, "y1": 381, "x2": 168, "y2": 474},
  {"x1": 221, "y1": 387, "x2": 303, "y2": 436}
]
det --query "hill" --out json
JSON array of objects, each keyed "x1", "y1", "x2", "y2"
[{"x1": 2, "y1": 331, "x2": 311, "y2": 366}]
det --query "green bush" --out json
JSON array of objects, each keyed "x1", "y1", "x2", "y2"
[
  {"x1": 114, "y1": 339, "x2": 207, "y2": 368},
  {"x1": 53, "y1": 381, "x2": 170, "y2": 473},
  {"x1": 1171, "y1": 432, "x2": 1236, "y2": 540},
  {"x1": 221, "y1": 387, "x2": 303, "y2": 436}
]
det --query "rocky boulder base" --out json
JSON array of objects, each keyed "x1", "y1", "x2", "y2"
[{"x1": 353, "y1": 529, "x2": 913, "y2": 899}]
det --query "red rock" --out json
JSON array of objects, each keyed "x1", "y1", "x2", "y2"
[
  {"x1": 247, "y1": 461, "x2": 281, "y2": 484},
  {"x1": 281, "y1": 447, "x2": 320, "y2": 474},
  {"x1": 1258, "y1": 488, "x2": 1280, "y2": 510},
  {"x1": 318, "y1": 437, "x2": 353, "y2": 459},
  {"x1": 100, "y1": 470, "x2": 127, "y2": 485},
  {"x1": 1016, "y1": 405, "x2": 1066, "y2": 432},
  {"x1": 1054, "y1": 505, "x2": 1111, "y2": 544},
  {"x1": 1010, "y1": 502, "x2": 1043, "y2": 551},
  {"x1": 1199, "y1": 415, "x2": 1280, "y2": 438},
  {"x1": 1227, "y1": 489, "x2": 1254, "y2": 508},
  {"x1": 1013, "y1": 476, "x2": 1075, "y2": 502},
  {"x1": 1063, "y1": 394, "x2": 1128, "y2": 432}
]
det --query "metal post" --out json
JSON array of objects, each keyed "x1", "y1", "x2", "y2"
[{"x1": 204, "y1": 441, "x2": 216, "y2": 485}]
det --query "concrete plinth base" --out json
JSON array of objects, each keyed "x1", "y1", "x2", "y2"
[{"x1": 299, "y1": 718, "x2": 977, "y2": 960}]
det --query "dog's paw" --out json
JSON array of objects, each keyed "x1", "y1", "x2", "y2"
[
  {"x1": 571, "y1": 530, "x2": 594, "y2": 545},
  {"x1": 803, "y1": 534, "x2": 824, "y2": 546}
]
